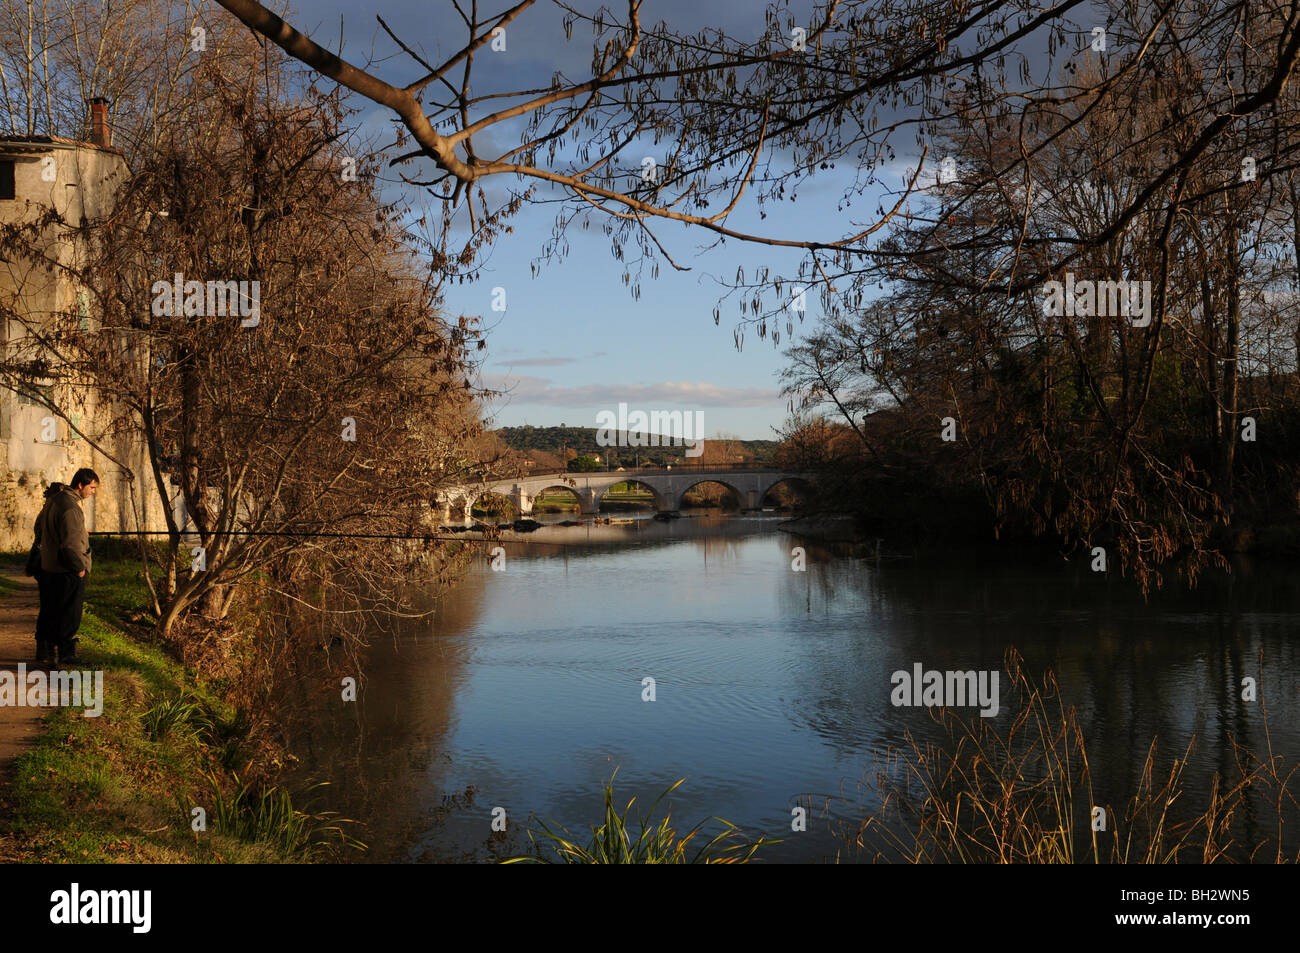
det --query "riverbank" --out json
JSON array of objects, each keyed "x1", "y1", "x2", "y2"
[{"x1": 0, "y1": 551, "x2": 360, "y2": 862}]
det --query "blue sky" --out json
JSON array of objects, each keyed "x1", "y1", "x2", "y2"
[
  {"x1": 446, "y1": 200, "x2": 814, "y2": 441},
  {"x1": 238, "y1": 1, "x2": 1106, "y2": 438},
  {"x1": 277, "y1": 0, "x2": 957, "y2": 439}
]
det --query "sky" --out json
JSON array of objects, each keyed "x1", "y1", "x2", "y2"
[
  {"x1": 265, "y1": 0, "x2": 1081, "y2": 440},
  {"x1": 447, "y1": 202, "x2": 817, "y2": 441},
  {"x1": 239, "y1": 0, "x2": 856, "y2": 440},
  {"x1": 433, "y1": 186, "x2": 814, "y2": 441}
]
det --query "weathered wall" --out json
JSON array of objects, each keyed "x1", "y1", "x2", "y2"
[{"x1": 0, "y1": 140, "x2": 174, "y2": 551}]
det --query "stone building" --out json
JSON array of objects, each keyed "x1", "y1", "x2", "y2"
[{"x1": 0, "y1": 101, "x2": 173, "y2": 551}]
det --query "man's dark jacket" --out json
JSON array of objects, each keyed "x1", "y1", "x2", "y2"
[{"x1": 37, "y1": 485, "x2": 92, "y2": 575}]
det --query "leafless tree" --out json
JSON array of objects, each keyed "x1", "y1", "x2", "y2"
[{"x1": 3, "y1": 36, "x2": 497, "y2": 668}]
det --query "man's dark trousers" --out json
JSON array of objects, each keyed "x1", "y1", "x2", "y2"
[{"x1": 36, "y1": 570, "x2": 85, "y2": 659}]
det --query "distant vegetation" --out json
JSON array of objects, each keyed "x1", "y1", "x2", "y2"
[{"x1": 496, "y1": 425, "x2": 778, "y2": 467}]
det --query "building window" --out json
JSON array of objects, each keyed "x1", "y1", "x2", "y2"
[
  {"x1": 76, "y1": 290, "x2": 90, "y2": 331},
  {"x1": 17, "y1": 383, "x2": 52, "y2": 407},
  {"x1": 0, "y1": 161, "x2": 13, "y2": 199}
]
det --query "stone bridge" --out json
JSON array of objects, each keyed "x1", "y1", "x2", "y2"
[{"x1": 434, "y1": 466, "x2": 815, "y2": 520}]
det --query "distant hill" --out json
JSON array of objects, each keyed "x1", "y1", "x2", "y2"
[{"x1": 496, "y1": 425, "x2": 778, "y2": 466}]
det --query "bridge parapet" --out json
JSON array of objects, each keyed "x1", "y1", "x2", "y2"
[{"x1": 434, "y1": 467, "x2": 815, "y2": 520}]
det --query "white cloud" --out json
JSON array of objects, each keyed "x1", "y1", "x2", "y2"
[{"x1": 479, "y1": 373, "x2": 779, "y2": 408}]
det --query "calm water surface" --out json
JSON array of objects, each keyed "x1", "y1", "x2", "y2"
[{"x1": 291, "y1": 513, "x2": 1300, "y2": 862}]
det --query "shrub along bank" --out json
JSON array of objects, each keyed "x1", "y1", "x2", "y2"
[{"x1": 0, "y1": 549, "x2": 362, "y2": 862}]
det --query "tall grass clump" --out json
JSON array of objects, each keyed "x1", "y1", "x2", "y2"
[
  {"x1": 141, "y1": 694, "x2": 210, "y2": 741},
  {"x1": 197, "y1": 773, "x2": 366, "y2": 861},
  {"x1": 833, "y1": 648, "x2": 1298, "y2": 863},
  {"x1": 504, "y1": 771, "x2": 774, "y2": 864}
]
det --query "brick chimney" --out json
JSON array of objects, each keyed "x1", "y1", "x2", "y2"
[{"x1": 88, "y1": 97, "x2": 111, "y2": 147}]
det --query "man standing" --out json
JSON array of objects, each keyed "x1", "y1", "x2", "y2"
[
  {"x1": 34, "y1": 468, "x2": 98, "y2": 665},
  {"x1": 29, "y1": 481, "x2": 64, "y2": 662}
]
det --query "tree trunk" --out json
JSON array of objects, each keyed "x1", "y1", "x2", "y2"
[{"x1": 1221, "y1": 214, "x2": 1240, "y2": 517}]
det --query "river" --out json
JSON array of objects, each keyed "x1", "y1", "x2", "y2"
[{"x1": 289, "y1": 512, "x2": 1300, "y2": 863}]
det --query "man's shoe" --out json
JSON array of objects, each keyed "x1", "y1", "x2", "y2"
[{"x1": 53, "y1": 645, "x2": 82, "y2": 666}]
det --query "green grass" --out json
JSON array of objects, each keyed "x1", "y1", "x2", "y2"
[
  {"x1": 142, "y1": 694, "x2": 210, "y2": 742},
  {"x1": 0, "y1": 548, "x2": 364, "y2": 863},
  {"x1": 504, "y1": 771, "x2": 775, "y2": 864},
  {"x1": 199, "y1": 773, "x2": 364, "y2": 860},
  {"x1": 532, "y1": 492, "x2": 581, "y2": 512},
  {"x1": 604, "y1": 482, "x2": 654, "y2": 498},
  {"x1": 81, "y1": 537, "x2": 170, "y2": 634}
]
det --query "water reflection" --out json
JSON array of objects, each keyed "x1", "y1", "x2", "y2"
[{"x1": 288, "y1": 517, "x2": 1300, "y2": 863}]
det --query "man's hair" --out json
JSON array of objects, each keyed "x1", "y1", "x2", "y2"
[{"x1": 69, "y1": 468, "x2": 100, "y2": 489}]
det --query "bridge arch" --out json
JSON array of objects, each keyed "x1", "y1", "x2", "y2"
[
  {"x1": 529, "y1": 482, "x2": 601, "y2": 515},
  {"x1": 594, "y1": 478, "x2": 667, "y2": 512},
  {"x1": 759, "y1": 475, "x2": 816, "y2": 508},
  {"x1": 433, "y1": 490, "x2": 474, "y2": 522},
  {"x1": 468, "y1": 488, "x2": 517, "y2": 519},
  {"x1": 530, "y1": 483, "x2": 582, "y2": 506},
  {"x1": 673, "y1": 478, "x2": 744, "y2": 511}
]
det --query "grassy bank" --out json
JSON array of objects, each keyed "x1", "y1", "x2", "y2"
[{"x1": 0, "y1": 550, "x2": 360, "y2": 863}]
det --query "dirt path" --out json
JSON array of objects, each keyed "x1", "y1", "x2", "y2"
[
  {"x1": 0, "y1": 568, "x2": 47, "y2": 770},
  {"x1": 0, "y1": 568, "x2": 45, "y2": 860}
]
